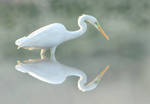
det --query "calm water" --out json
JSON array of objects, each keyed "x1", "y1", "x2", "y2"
[{"x1": 0, "y1": 0, "x2": 150, "y2": 104}]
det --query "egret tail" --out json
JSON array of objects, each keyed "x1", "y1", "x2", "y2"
[{"x1": 15, "y1": 37, "x2": 28, "y2": 46}]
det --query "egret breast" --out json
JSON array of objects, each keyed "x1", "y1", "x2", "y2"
[
  {"x1": 15, "y1": 61, "x2": 67, "y2": 84},
  {"x1": 16, "y1": 23, "x2": 68, "y2": 49}
]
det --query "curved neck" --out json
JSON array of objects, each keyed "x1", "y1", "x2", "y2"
[
  {"x1": 76, "y1": 16, "x2": 87, "y2": 35},
  {"x1": 78, "y1": 72, "x2": 98, "y2": 92},
  {"x1": 66, "y1": 16, "x2": 87, "y2": 41},
  {"x1": 68, "y1": 68, "x2": 98, "y2": 92}
]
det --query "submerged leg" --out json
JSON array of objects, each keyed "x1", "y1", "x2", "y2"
[
  {"x1": 51, "y1": 47, "x2": 56, "y2": 61},
  {"x1": 40, "y1": 49, "x2": 47, "y2": 59}
]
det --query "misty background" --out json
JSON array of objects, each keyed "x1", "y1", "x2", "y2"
[{"x1": 0, "y1": 0, "x2": 150, "y2": 104}]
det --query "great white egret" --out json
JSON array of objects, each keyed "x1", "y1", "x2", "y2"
[
  {"x1": 15, "y1": 14, "x2": 110, "y2": 60},
  {"x1": 15, "y1": 58, "x2": 109, "y2": 92}
]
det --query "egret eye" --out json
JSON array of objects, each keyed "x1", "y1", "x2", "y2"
[
  {"x1": 94, "y1": 22, "x2": 98, "y2": 25},
  {"x1": 94, "y1": 22, "x2": 98, "y2": 26}
]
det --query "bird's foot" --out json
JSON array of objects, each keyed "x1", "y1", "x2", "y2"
[
  {"x1": 17, "y1": 60, "x2": 21, "y2": 64},
  {"x1": 41, "y1": 55, "x2": 46, "y2": 60},
  {"x1": 17, "y1": 46, "x2": 21, "y2": 50},
  {"x1": 40, "y1": 49, "x2": 47, "y2": 59}
]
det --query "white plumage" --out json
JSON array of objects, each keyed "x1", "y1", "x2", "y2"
[
  {"x1": 15, "y1": 59, "x2": 109, "y2": 92},
  {"x1": 16, "y1": 24, "x2": 67, "y2": 49},
  {"x1": 15, "y1": 14, "x2": 110, "y2": 60}
]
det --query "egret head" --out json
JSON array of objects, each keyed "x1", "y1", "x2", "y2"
[{"x1": 81, "y1": 14, "x2": 110, "y2": 40}]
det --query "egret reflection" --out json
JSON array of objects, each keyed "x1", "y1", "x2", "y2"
[{"x1": 15, "y1": 58, "x2": 109, "y2": 92}]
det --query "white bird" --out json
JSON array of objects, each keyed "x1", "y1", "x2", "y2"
[
  {"x1": 15, "y1": 58, "x2": 109, "y2": 92},
  {"x1": 15, "y1": 14, "x2": 110, "y2": 60}
]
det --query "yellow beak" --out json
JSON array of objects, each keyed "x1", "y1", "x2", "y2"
[
  {"x1": 97, "y1": 65, "x2": 110, "y2": 81},
  {"x1": 97, "y1": 24, "x2": 110, "y2": 40}
]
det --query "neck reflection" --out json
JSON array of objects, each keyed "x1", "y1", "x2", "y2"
[{"x1": 15, "y1": 58, "x2": 109, "y2": 92}]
